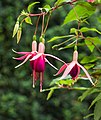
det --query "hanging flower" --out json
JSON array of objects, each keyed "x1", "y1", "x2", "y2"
[
  {"x1": 13, "y1": 41, "x2": 65, "y2": 92},
  {"x1": 30, "y1": 42, "x2": 65, "y2": 91},
  {"x1": 55, "y1": 50, "x2": 95, "y2": 86}
]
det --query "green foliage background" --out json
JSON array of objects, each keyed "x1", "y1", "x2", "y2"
[{"x1": 0, "y1": 0, "x2": 101, "y2": 120}]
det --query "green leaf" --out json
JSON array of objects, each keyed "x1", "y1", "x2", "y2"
[
  {"x1": 43, "y1": 5, "x2": 51, "y2": 12},
  {"x1": 12, "y1": 21, "x2": 19, "y2": 37},
  {"x1": 96, "y1": 0, "x2": 101, "y2": 3},
  {"x1": 84, "y1": 64, "x2": 95, "y2": 70},
  {"x1": 58, "y1": 42, "x2": 85, "y2": 50},
  {"x1": 48, "y1": 35, "x2": 73, "y2": 42},
  {"x1": 79, "y1": 88, "x2": 100, "y2": 102},
  {"x1": 58, "y1": 39, "x2": 76, "y2": 50},
  {"x1": 63, "y1": 2, "x2": 95, "y2": 25},
  {"x1": 94, "y1": 100, "x2": 101, "y2": 120},
  {"x1": 47, "y1": 89, "x2": 54, "y2": 100},
  {"x1": 83, "y1": 113, "x2": 94, "y2": 119},
  {"x1": 96, "y1": 81, "x2": 101, "y2": 88},
  {"x1": 42, "y1": 86, "x2": 60, "y2": 92},
  {"x1": 58, "y1": 79, "x2": 74, "y2": 86},
  {"x1": 93, "y1": 64, "x2": 101, "y2": 70},
  {"x1": 70, "y1": 28, "x2": 78, "y2": 35},
  {"x1": 97, "y1": 15, "x2": 101, "y2": 23},
  {"x1": 80, "y1": 27, "x2": 101, "y2": 34},
  {"x1": 58, "y1": 44, "x2": 74, "y2": 50},
  {"x1": 27, "y1": 2, "x2": 40, "y2": 13},
  {"x1": 89, "y1": 93, "x2": 101, "y2": 109},
  {"x1": 85, "y1": 39, "x2": 94, "y2": 52},
  {"x1": 73, "y1": 87, "x2": 89, "y2": 91},
  {"x1": 91, "y1": 70, "x2": 101, "y2": 79},
  {"x1": 85, "y1": 37, "x2": 101, "y2": 52},
  {"x1": 50, "y1": 75, "x2": 77, "y2": 87},
  {"x1": 25, "y1": 17, "x2": 32, "y2": 25},
  {"x1": 21, "y1": 10, "x2": 29, "y2": 16},
  {"x1": 55, "y1": 0, "x2": 71, "y2": 6},
  {"x1": 80, "y1": 55, "x2": 98, "y2": 64}
]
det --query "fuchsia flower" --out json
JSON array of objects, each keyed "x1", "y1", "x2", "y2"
[
  {"x1": 13, "y1": 41, "x2": 65, "y2": 92},
  {"x1": 55, "y1": 50, "x2": 95, "y2": 86}
]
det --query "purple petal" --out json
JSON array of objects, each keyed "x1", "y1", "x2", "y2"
[
  {"x1": 54, "y1": 63, "x2": 67, "y2": 76},
  {"x1": 77, "y1": 63, "x2": 95, "y2": 86},
  {"x1": 34, "y1": 56, "x2": 45, "y2": 72},
  {"x1": 70, "y1": 64, "x2": 80, "y2": 80},
  {"x1": 60, "y1": 61, "x2": 76, "y2": 79}
]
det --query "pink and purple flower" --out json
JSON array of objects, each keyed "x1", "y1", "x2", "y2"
[
  {"x1": 55, "y1": 50, "x2": 95, "y2": 86},
  {"x1": 13, "y1": 41, "x2": 65, "y2": 91}
]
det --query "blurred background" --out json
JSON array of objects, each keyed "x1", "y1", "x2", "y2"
[{"x1": 0, "y1": 0, "x2": 101, "y2": 120}]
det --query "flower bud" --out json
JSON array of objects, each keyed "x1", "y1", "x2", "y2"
[
  {"x1": 12, "y1": 21, "x2": 19, "y2": 37},
  {"x1": 17, "y1": 27, "x2": 22, "y2": 44},
  {"x1": 38, "y1": 42, "x2": 45, "y2": 53},
  {"x1": 73, "y1": 50, "x2": 78, "y2": 61}
]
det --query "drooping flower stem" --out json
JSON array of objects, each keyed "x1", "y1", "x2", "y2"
[
  {"x1": 34, "y1": 16, "x2": 40, "y2": 35},
  {"x1": 43, "y1": 13, "x2": 51, "y2": 34},
  {"x1": 41, "y1": 14, "x2": 45, "y2": 36}
]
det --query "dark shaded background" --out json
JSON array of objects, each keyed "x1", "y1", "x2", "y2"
[{"x1": 0, "y1": 0, "x2": 101, "y2": 120}]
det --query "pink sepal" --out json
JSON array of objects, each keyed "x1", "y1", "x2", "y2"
[
  {"x1": 13, "y1": 54, "x2": 28, "y2": 60},
  {"x1": 60, "y1": 61, "x2": 76, "y2": 79},
  {"x1": 12, "y1": 49, "x2": 30, "y2": 55},
  {"x1": 30, "y1": 53, "x2": 43, "y2": 61},
  {"x1": 45, "y1": 58, "x2": 58, "y2": 70},
  {"x1": 45, "y1": 54, "x2": 65, "y2": 64},
  {"x1": 15, "y1": 54, "x2": 32, "y2": 68},
  {"x1": 54, "y1": 63, "x2": 67, "y2": 76},
  {"x1": 77, "y1": 63, "x2": 95, "y2": 86}
]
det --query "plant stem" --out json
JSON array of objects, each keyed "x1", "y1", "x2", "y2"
[
  {"x1": 41, "y1": 14, "x2": 45, "y2": 36},
  {"x1": 43, "y1": 13, "x2": 51, "y2": 34},
  {"x1": 29, "y1": 0, "x2": 77, "y2": 17},
  {"x1": 34, "y1": 16, "x2": 40, "y2": 35}
]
